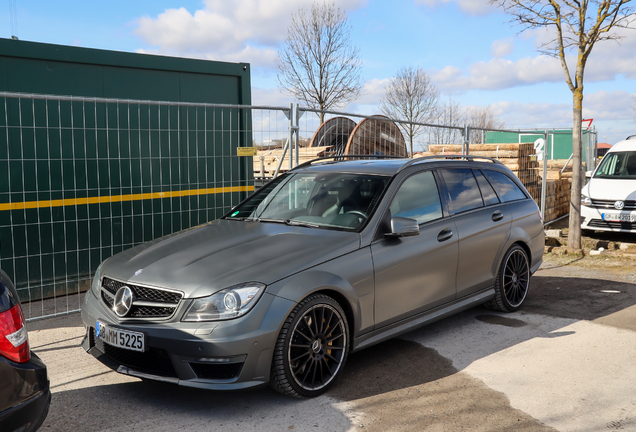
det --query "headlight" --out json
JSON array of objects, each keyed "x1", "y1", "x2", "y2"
[
  {"x1": 182, "y1": 282, "x2": 266, "y2": 322},
  {"x1": 581, "y1": 195, "x2": 592, "y2": 206},
  {"x1": 90, "y1": 260, "x2": 107, "y2": 297}
]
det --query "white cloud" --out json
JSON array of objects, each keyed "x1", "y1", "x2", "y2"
[
  {"x1": 432, "y1": 29, "x2": 636, "y2": 92},
  {"x1": 479, "y1": 90, "x2": 636, "y2": 138},
  {"x1": 136, "y1": 45, "x2": 278, "y2": 70},
  {"x1": 428, "y1": 17, "x2": 636, "y2": 93},
  {"x1": 582, "y1": 90, "x2": 636, "y2": 121},
  {"x1": 518, "y1": 21, "x2": 636, "y2": 82},
  {"x1": 251, "y1": 87, "x2": 293, "y2": 107},
  {"x1": 431, "y1": 56, "x2": 564, "y2": 91},
  {"x1": 491, "y1": 38, "x2": 514, "y2": 58},
  {"x1": 415, "y1": 0, "x2": 496, "y2": 16},
  {"x1": 134, "y1": 0, "x2": 368, "y2": 65}
]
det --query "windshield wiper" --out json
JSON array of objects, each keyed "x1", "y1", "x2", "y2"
[
  {"x1": 253, "y1": 217, "x2": 287, "y2": 224},
  {"x1": 284, "y1": 219, "x2": 320, "y2": 228}
]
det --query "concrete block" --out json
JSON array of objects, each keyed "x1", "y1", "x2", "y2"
[{"x1": 545, "y1": 229, "x2": 562, "y2": 238}]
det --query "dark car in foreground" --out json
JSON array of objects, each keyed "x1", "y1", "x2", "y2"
[
  {"x1": 0, "y1": 270, "x2": 50, "y2": 431},
  {"x1": 81, "y1": 155, "x2": 544, "y2": 398}
]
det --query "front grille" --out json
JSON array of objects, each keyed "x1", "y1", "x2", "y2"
[
  {"x1": 590, "y1": 199, "x2": 636, "y2": 210},
  {"x1": 102, "y1": 290, "x2": 115, "y2": 308},
  {"x1": 92, "y1": 328, "x2": 178, "y2": 378},
  {"x1": 101, "y1": 276, "x2": 183, "y2": 319},
  {"x1": 587, "y1": 219, "x2": 636, "y2": 230},
  {"x1": 130, "y1": 306, "x2": 175, "y2": 318},
  {"x1": 190, "y1": 362, "x2": 244, "y2": 380}
]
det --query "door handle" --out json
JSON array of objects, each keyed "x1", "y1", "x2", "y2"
[
  {"x1": 492, "y1": 210, "x2": 504, "y2": 222},
  {"x1": 437, "y1": 228, "x2": 453, "y2": 242}
]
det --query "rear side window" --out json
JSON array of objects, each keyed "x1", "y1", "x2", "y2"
[
  {"x1": 390, "y1": 171, "x2": 442, "y2": 224},
  {"x1": 474, "y1": 170, "x2": 500, "y2": 206},
  {"x1": 483, "y1": 170, "x2": 526, "y2": 202},
  {"x1": 439, "y1": 169, "x2": 484, "y2": 214}
]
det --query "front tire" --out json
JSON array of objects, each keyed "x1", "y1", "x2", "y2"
[
  {"x1": 270, "y1": 293, "x2": 349, "y2": 398},
  {"x1": 487, "y1": 244, "x2": 530, "y2": 312}
]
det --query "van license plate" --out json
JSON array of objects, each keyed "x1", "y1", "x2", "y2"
[
  {"x1": 602, "y1": 213, "x2": 636, "y2": 222},
  {"x1": 96, "y1": 321, "x2": 145, "y2": 352}
]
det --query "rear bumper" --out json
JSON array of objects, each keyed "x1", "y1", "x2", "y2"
[{"x1": 0, "y1": 353, "x2": 51, "y2": 432}]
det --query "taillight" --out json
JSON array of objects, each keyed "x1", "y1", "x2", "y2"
[{"x1": 0, "y1": 304, "x2": 31, "y2": 363}]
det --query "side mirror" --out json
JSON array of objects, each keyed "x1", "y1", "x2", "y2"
[
  {"x1": 385, "y1": 217, "x2": 419, "y2": 238},
  {"x1": 585, "y1": 170, "x2": 593, "y2": 179}
]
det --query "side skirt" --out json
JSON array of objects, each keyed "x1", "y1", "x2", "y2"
[{"x1": 352, "y1": 288, "x2": 495, "y2": 352}]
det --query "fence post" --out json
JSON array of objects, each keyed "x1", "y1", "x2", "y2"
[
  {"x1": 288, "y1": 103, "x2": 294, "y2": 171},
  {"x1": 541, "y1": 130, "x2": 548, "y2": 222},
  {"x1": 462, "y1": 125, "x2": 470, "y2": 155},
  {"x1": 294, "y1": 104, "x2": 301, "y2": 166}
]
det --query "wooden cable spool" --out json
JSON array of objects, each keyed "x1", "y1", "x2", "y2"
[
  {"x1": 309, "y1": 117, "x2": 357, "y2": 155},
  {"x1": 343, "y1": 115, "x2": 408, "y2": 157}
]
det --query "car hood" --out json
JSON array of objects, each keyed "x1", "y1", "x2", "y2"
[
  {"x1": 583, "y1": 178, "x2": 636, "y2": 201},
  {"x1": 101, "y1": 219, "x2": 360, "y2": 298}
]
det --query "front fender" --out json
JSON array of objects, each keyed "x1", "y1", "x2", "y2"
[{"x1": 266, "y1": 247, "x2": 375, "y2": 338}]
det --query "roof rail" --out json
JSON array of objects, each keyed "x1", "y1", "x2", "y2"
[
  {"x1": 290, "y1": 154, "x2": 405, "y2": 171},
  {"x1": 397, "y1": 155, "x2": 504, "y2": 173},
  {"x1": 626, "y1": 135, "x2": 636, "y2": 140}
]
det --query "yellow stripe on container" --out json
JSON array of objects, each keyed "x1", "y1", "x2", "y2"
[{"x1": 0, "y1": 186, "x2": 254, "y2": 211}]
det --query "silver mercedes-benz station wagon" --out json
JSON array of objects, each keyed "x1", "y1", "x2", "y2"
[{"x1": 81, "y1": 156, "x2": 544, "y2": 398}]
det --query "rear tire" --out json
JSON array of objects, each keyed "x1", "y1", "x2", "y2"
[
  {"x1": 487, "y1": 245, "x2": 530, "y2": 312},
  {"x1": 270, "y1": 293, "x2": 349, "y2": 398}
]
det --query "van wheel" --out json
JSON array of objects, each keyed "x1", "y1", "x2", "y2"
[
  {"x1": 270, "y1": 294, "x2": 349, "y2": 398},
  {"x1": 487, "y1": 245, "x2": 530, "y2": 312}
]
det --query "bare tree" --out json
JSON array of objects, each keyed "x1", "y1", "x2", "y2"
[
  {"x1": 276, "y1": 1, "x2": 363, "y2": 123},
  {"x1": 430, "y1": 96, "x2": 465, "y2": 146},
  {"x1": 491, "y1": 0, "x2": 635, "y2": 251},
  {"x1": 379, "y1": 66, "x2": 439, "y2": 156},
  {"x1": 466, "y1": 105, "x2": 506, "y2": 144}
]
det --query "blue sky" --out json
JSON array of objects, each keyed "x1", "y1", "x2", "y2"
[{"x1": 3, "y1": 0, "x2": 635, "y2": 144}]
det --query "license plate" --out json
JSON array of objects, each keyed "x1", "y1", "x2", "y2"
[
  {"x1": 96, "y1": 321, "x2": 145, "y2": 352},
  {"x1": 602, "y1": 213, "x2": 636, "y2": 222}
]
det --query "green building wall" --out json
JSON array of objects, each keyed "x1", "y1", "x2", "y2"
[
  {"x1": 0, "y1": 39, "x2": 254, "y2": 303},
  {"x1": 485, "y1": 130, "x2": 594, "y2": 162}
]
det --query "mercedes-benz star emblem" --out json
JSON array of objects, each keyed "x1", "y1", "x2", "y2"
[
  {"x1": 113, "y1": 286, "x2": 134, "y2": 317},
  {"x1": 614, "y1": 201, "x2": 625, "y2": 210}
]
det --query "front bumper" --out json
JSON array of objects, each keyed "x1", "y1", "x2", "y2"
[
  {"x1": 581, "y1": 205, "x2": 636, "y2": 232},
  {"x1": 80, "y1": 286, "x2": 294, "y2": 391}
]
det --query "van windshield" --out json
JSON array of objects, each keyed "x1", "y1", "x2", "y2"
[{"x1": 594, "y1": 152, "x2": 636, "y2": 179}]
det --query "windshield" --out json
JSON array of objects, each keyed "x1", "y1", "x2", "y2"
[
  {"x1": 224, "y1": 172, "x2": 390, "y2": 231},
  {"x1": 594, "y1": 151, "x2": 636, "y2": 179}
]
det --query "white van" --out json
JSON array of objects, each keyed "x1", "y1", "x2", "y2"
[{"x1": 581, "y1": 135, "x2": 636, "y2": 233}]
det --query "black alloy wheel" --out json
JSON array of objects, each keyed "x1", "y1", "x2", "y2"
[
  {"x1": 488, "y1": 245, "x2": 530, "y2": 312},
  {"x1": 270, "y1": 293, "x2": 349, "y2": 398}
]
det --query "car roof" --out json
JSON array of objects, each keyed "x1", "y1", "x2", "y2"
[
  {"x1": 608, "y1": 137, "x2": 636, "y2": 153},
  {"x1": 292, "y1": 156, "x2": 504, "y2": 176}
]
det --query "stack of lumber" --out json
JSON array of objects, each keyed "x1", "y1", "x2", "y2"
[
  {"x1": 538, "y1": 179, "x2": 571, "y2": 221},
  {"x1": 253, "y1": 146, "x2": 332, "y2": 177},
  {"x1": 534, "y1": 159, "x2": 587, "y2": 220}
]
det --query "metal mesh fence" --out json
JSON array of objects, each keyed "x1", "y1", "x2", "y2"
[
  {"x1": 2, "y1": 94, "x2": 592, "y2": 321},
  {"x1": 0, "y1": 92, "x2": 254, "y2": 321}
]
